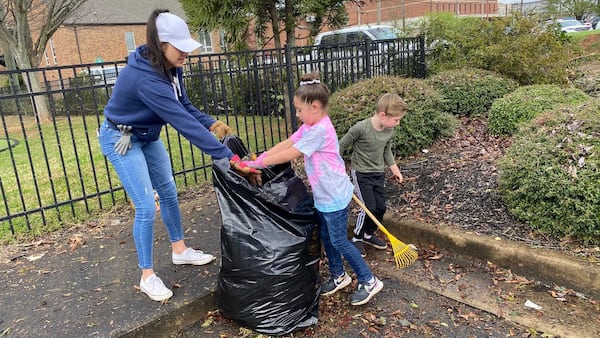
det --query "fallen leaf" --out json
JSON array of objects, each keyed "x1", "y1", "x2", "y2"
[
  {"x1": 69, "y1": 235, "x2": 86, "y2": 251},
  {"x1": 201, "y1": 318, "x2": 213, "y2": 328},
  {"x1": 26, "y1": 252, "x2": 46, "y2": 261}
]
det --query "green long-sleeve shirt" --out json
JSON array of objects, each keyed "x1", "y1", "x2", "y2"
[{"x1": 338, "y1": 118, "x2": 395, "y2": 173}]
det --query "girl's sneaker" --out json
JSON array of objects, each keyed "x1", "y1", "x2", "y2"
[
  {"x1": 350, "y1": 277, "x2": 383, "y2": 305},
  {"x1": 320, "y1": 272, "x2": 352, "y2": 296}
]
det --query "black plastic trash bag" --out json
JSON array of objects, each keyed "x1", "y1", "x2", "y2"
[{"x1": 213, "y1": 135, "x2": 320, "y2": 336}]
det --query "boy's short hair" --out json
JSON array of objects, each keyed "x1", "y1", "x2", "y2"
[{"x1": 376, "y1": 93, "x2": 407, "y2": 117}]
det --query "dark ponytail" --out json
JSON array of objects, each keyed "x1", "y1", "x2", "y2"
[{"x1": 143, "y1": 9, "x2": 172, "y2": 80}]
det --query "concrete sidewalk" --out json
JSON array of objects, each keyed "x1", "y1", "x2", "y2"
[
  {"x1": 1, "y1": 195, "x2": 222, "y2": 338},
  {"x1": 1, "y1": 189, "x2": 599, "y2": 337}
]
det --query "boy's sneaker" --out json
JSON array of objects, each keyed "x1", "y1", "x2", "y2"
[
  {"x1": 351, "y1": 277, "x2": 383, "y2": 306},
  {"x1": 172, "y1": 248, "x2": 216, "y2": 265},
  {"x1": 320, "y1": 272, "x2": 352, "y2": 296},
  {"x1": 140, "y1": 274, "x2": 173, "y2": 302},
  {"x1": 363, "y1": 234, "x2": 388, "y2": 250},
  {"x1": 351, "y1": 237, "x2": 367, "y2": 257}
]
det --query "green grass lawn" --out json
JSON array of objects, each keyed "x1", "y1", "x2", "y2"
[
  {"x1": 569, "y1": 29, "x2": 600, "y2": 42},
  {"x1": 0, "y1": 114, "x2": 289, "y2": 242},
  {"x1": 0, "y1": 137, "x2": 18, "y2": 151}
]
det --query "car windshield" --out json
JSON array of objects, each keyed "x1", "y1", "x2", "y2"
[{"x1": 368, "y1": 27, "x2": 397, "y2": 40}]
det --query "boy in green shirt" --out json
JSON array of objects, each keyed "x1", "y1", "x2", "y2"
[{"x1": 338, "y1": 93, "x2": 407, "y2": 257}]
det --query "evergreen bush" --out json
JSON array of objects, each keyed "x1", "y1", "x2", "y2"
[
  {"x1": 185, "y1": 61, "x2": 285, "y2": 117},
  {"x1": 329, "y1": 76, "x2": 457, "y2": 157},
  {"x1": 419, "y1": 13, "x2": 577, "y2": 85},
  {"x1": 497, "y1": 99, "x2": 600, "y2": 244},
  {"x1": 428, "y1": 68, "x2": 518, "y2": 117},
  {"x1": 487, "y1": 85, "x2": 589, "y2": 136},
  {"x1": 55, "y1": 73, "x2": 109, "y2": 116}
]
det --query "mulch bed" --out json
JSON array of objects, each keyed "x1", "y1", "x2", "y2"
[{"x1": 385, "y1": 116, "x2": 600, "y2": 261}]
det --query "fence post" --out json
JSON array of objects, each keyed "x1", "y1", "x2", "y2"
[
  {"x1": 418, "y1": 36, "x2": 427, "y2": 78},
  {"x1": 364, "y1": 42, "x2": 372, "y2": 78},
  {"x1": 0, "y1": 177, "x2": 15, "y2": 235},
  {"x1": 284, "y1": 44, "x2": 297, "y2": 131}
]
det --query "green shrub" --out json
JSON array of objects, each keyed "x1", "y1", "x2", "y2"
[
  {"x1": 487, "y1": 85, "x2": 589, "y2": 136},
  {"x1": 428, "y1": 68, "x2": 518, "y2": 117},
  {"x1": 497, "y1": 99, "x2": 600, "y2": 244},
  {"x1": 329, "y1": 76, "x2": 457, "y2": 157},
  {"x1": 185, "y1": 61, "x2": 285, "y2": 117},
  {"x1": 55, "y1": 74, "x2": 110, "y2": 116},
  {"x1": 418, "y1": 13, "x2": 577, "y2": 85}
]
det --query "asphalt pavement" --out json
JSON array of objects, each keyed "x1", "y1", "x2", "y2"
[{"x1": 1, "y1": 186, "x2": 599, "y2": 337}]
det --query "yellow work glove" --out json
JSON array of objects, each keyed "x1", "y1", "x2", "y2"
[{"x1": 210, "y1": 120, "x2": 233, "y2": 139}]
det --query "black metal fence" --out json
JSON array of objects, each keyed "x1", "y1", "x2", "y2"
[{"x1": 0, "y1": 37, "x2": 425, "y2": 238}]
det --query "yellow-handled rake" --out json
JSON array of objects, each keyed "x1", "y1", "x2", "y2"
[{"x1": 352, "y1": 194, "x2": 418, "y2": 268}]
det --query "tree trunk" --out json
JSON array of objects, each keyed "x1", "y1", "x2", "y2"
[
  {"x1": 26, "y1": 77, "x2": 51, "y2": 122},
  {"x1": 284, "y1": 0, "x2": 296, "y2": 47},
  {"x1": 13, "y1": 48, "x2": 51, "y2": 122}
]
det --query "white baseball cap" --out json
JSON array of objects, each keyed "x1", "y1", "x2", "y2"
[{"x1": 156, "y1": 12, "x2": 201, "y2": 53}]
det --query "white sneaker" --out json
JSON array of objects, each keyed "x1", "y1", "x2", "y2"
[
  {"x1": 172, "y1": 247, "x2": 216, "y2": 266},
  {"x1": 351, "y1": 277, "x2": 384, "y2": 306},
  {"x1": 140, "y1": 274, "x2": 173, "y2": 302}
]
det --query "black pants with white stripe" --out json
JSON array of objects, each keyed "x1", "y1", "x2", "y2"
[{"x1": 351, "y1": 170, "x2": 386, "y2": 238}]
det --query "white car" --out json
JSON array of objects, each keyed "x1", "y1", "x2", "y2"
[
  {"x1": 557, "y1": 19, "x2": 592, "y2": 33},
  {"x1": 311, "y1": 25, "x2": 401, "y2": 59},
  {"x1": 88, "y1": 65, "x2": 125, "y2": 85}
]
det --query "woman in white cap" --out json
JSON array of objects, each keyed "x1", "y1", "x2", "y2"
[{"x1": 98, "y1": 9, "x2": 238, "y2": 301}]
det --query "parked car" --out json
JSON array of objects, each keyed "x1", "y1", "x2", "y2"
[
  {"x1": 557, "y1": 18, "x2": 592, "y2": 33},
  {"x1": 88, "y1": 65, "x2": 125, "y2": 85},
  {"x1": 311, "y1": 24, "x2": 401, "y2": 59},
  {"x1": 314, "y1": 24, "x2": 399, "y2": 46},
  {"x1": 582, "y1": 14, "x2": 600, "y2": 29}
]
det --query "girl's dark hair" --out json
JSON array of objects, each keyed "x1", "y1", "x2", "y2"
[
  {"x1": 294, "y1": 72, "x2": 330, "y2": 108},
  {"x1": 143, "y1": 9, "x2": 172, "y2": 80}
]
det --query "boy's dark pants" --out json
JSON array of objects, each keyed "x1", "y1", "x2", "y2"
[{"x1": 351, "y1": 171, "x2": 386, "y2": 238}]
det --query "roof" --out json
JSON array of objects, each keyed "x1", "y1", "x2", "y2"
[{"x1": 64, "y1": 0, "x2": 187, "y2": 25}]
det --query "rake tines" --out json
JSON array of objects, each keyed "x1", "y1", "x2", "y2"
[
  {"x1": 352, "y1": 194, "x2": 418, "y2": 268},
  {"x1": 390, "y1": 240, "x2": 418, "y2": 268}
]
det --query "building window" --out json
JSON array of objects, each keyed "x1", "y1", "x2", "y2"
[
  {"x1": 125, "y1": 32, "x2": 136, "y2": 53},
  {"x1": 44, "y1": 38, "x2": 58, "y2": 66},
  {"x1": 219, "y1": 30, "x2": 228, "y2": 52},
  {"x1": 197, "y1": 30, "x2": 213, "y2": 53}
]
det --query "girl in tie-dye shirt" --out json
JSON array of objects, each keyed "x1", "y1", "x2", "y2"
[{"x1": 243, "y1": 72, "x2": 383, "y2": 306}]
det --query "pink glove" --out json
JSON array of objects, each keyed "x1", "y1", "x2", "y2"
[
  {"x1": 230, "y1": 154, "x2": 261, "y2": 174},
  {"x1": 256, "y1": 152, "x2": 269, "y2": 162},
  {"x1": 242, "y1": 157, "x2": 266, "y2": 169}
]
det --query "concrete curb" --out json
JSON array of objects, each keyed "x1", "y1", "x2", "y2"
[
  {"x1": 115, "y1": 291, "x2": 216, "y2": 337},
  {"x1": 116, "y1": 212, "x2": 599, "y2": 337},
  {"x1": 385, "y1": 215, "x2": 600, "y2": 298}
]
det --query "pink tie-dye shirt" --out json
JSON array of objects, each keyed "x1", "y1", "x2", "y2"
[{"x1": 290, "y1": 116, "x2": 353, "y2": 212}]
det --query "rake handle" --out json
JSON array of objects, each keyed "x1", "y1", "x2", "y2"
[{"x1": 351, "y1": 194, "x2": 394, "y2": 238}]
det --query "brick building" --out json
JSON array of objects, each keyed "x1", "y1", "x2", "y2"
[
  {"x1": 49, "y1": 0, "x2": 203, "y2": 67},
  {"x1": 45, "y1": 0, "x2": 498, "y2": 69}
]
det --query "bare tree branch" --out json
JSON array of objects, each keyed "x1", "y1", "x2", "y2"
[{"x1": 0, "y1": 0, "x2": 91, "y2": 121}]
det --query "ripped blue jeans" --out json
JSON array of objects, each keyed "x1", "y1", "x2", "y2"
[{"x1": 98, "y1": 119, "x2": 183, "y2": 269}]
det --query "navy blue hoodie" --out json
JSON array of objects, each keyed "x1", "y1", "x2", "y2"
[{"x1": 103, "y1": 45, "x2": 233, "y2": 160}]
